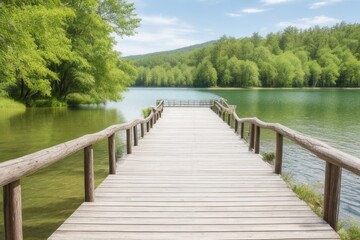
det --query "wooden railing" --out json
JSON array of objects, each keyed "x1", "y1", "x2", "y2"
[
  {"x1": 163, "y1": 99, "x2": 218, "y2": 107},
  {"x1": 212, "y1": 98, "x2": 360, "y2": 230},
  {"x1": 0, "y1": 100, "x2": 164, "y2": 240}
]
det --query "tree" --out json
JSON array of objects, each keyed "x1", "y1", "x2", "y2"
[
  {"x1": 307, "y1": 61, "x2": 322, "y2": 87},
  {"x1": 239, "y1": 60, "x2": 260, "y2": 87},
  {"x1": 0, "y1": 0, "x2": 140, "y2": 105},
  {"x1": 0, "y1": 4, "x2": 74, "y2": 103},
  {"x1": 274, "y1": 54, "x2": 295, "y2": 87},
  {"x1": 194, "y1": 58, "x2": 217, "y2": 87}
]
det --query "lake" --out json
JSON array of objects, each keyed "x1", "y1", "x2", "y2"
[{"x1": 0, "y1": 87, "x2": 359, "y2": 239}]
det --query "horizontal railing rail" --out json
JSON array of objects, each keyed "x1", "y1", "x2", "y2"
[
  {"x1": 212, "y1": 99, "x2": 360, "y2": 230},
  {"x1": 0, "y1": 100, "x2": 164, "y2": 240},
  {"x1": 163, "y1": 99, "x2": 219, "y2": 107}
]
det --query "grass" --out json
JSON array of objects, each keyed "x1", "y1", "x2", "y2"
[
  {"x1": 281, "y1": 173, "x2": 360, "y2": 240},
  {"x1": 338, "y1": 221, "x2": 360, "y2": 240},
  {"x1": 262, "y1": 152, "x2": 275, "y2": 164},
  {"x1": 0, "y1": 97, "x2": 25, "y2": 109}
]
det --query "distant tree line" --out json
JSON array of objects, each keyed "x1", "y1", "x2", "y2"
[
  {"x1": 0, "y1": 0, "x2": 140, "y2": 106},
  {"x1": 133, "y1": 23, "x2": 360, "y2": 88}
]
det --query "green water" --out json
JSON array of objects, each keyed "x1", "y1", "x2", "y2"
[{"x1": 1, "y1": 88, "x2": 360, "y2": 238}]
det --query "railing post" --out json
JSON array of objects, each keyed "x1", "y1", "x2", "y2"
[
  {"x1": 222, "y1": 112, "x2": 226, "y2": 121},
  {"x1": 254, "y1": 126, "x2": 260, "y2": 154},
  {"x1": 146, "y1": 122, "x2": 150, "y2": 132},
  {"x1": 3, "y1": 180, "x2": 23, "y2": 240},
  {"x1": 133, "y1": 125, "x2": 138, "y2": 146},
  {"x1": 108, "y1": 134, "x2": 116, "y2": 174},
  {"x1": 227, "y1": 113, "x2": 231, "y2": 126},
  {"x1": 141, "y1": 123, "x2": 145, "y2": 138},
  {"x1": 126, "y1": 128, "x2": 132, "y2": 154},
  {"x1": 249, "y1": 124, "x2": 255, "y2": 151},
  {"x1": 324, "y1": 162, "x2": 342, "y2": 230},
  {"x1": 234, "y1": 120, "x2": 238, "y2": 134},
  {"x1": 275, "y1": 133, "x2": 283, "y2": 174},
  {"x1": 150, "y1": 118, "x2": 153, "y2": 128},
  {"x1": 240, "y1": 123, "x2": 244, "y2": 139},
  {"x1": 153, "y1": 112, "x2": 157, "y2": 124},
  {"x1": 84, "y1": 145, "x2": 94, "y2": 202}
]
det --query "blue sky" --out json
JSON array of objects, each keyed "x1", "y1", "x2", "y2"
[{"x1": 115, "y1": 0, "x2": 360, "y2": 56}]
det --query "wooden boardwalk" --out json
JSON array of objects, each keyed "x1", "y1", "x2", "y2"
[{"x1": 50, "y1": 107, "x2": 339, "y2": 239}]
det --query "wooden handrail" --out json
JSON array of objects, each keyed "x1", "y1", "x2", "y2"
[
  {"x1": 0, "y1": 100, "x2": 164, "y2": 240},
  {"x1": 212, "y1": 99, "x2": 360, "y2": 230}
]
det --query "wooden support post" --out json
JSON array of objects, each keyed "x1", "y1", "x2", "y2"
[
  {"x1": 249, "y1": 124, "x2": 255, "y2": 151},
  {"x1": 240, "y1": 123, "x2": 244, "y2": 139},
  {"x1": 324, "y1": 162, "x2": 342, "y2": 230},
  {"x1": 84, "y1": 145, "x2": 94, "y2": 202},
  {"x1": 275, "y1": 133, "x2": 283, "y2": 174},
  {"x1": 234, "y1": 120, "x2": 238, "y2": 134},
  {"x1": 254, "y1": 126, "x2": 260, "y2": 154},
  {"x1": 141, "y1": 123, "x2": 145, "y2": 138},
  {"x1": 133, "y1": 125, "x2": 138, "y2": 146},
  {"x1": 150, "y1": 118, "x2": 153, "y2": 128},
  {"x1": 3, "y1": 180, "x2": 23, "y2": 240},
  {"x1": 227, "y1": 113, "x2": 231, "y2": 126},
  {"x1": 126, "y1": 128, "x2": 132, "y2": 154},
  {"x1": 146, "y1": 122, "x2": 150, "y2": 132},
  {"x1": 222, "y1": 112, "x2": 226, "y2": 121},
  {"x1": 153, "y1": 114, "x2": 157, "y2": 124},
  {"x1": 108, "y1": 134, "x2": 116, "y2": 175}
]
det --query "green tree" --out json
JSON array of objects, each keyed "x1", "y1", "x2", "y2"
[
  {"x1": 239, "y1": 60, "x2": 260, "y2": 87},
  {"x1": 194, "y1": 58, "x2": 217, "y2": 87},
  {"x1": 274, "y1": 54, "x2": 295, "y2": 87},
  {"x1": 0, "y1": 4, "x2": 73, "y2": 103},
  {"x1": 0, "y1": 0, "x2": 140, "y2": 105},
  {"x1": 307, "y1": 61, "x2": 322, "y2": 87}
]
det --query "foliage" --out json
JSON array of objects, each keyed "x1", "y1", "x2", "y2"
[
  {"x1": 132, "y1": 23, "x2": 360, "y2": 88},
  {"x1": 292, "y1": 184, "x2": 324, "y2": 217},
  {"x1": 281, "y1": 173, "x2": 323, "y2": 217},
  {"x1": 0, "y1": 0, "x2": 140, "y2": 106},
  {"x1": 142, "y1": 107, "x2": 152, "y2": 118},
  {"x1": 281, "y1": 173, "x2": 360, "y2": 240},
  {"x1": 338, "y1": 221, "x2": 360, "y2": 240},
  {"x1": 262, "y1": 152, "x2": 275, "y2": 164}
]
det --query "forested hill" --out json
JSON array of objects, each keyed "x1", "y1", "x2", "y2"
[{"x1": 132, "y1": 23, "x2": 360, "y2": 88}]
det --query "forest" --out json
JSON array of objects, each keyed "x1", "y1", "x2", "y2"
[
  {"x1": 133, "y1": 23, "x2": 360, "y2": 88},
  {"x1": 0, "y1": 0, "x2": 140, "y2": 106}
]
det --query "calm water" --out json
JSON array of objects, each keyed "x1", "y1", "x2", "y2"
[{"x1": 0, "y1": 88, "x2": 359, "y2": 238}]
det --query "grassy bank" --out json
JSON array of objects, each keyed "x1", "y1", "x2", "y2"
[
  {"x1": 0, "y1": 97, "x2": 25, "y2": 109},
  {"x1": 281, "y1": 173, "x2": 360, "y2": 240}
]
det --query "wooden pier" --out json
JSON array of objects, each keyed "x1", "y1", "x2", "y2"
[
  {"x1": 49, "y1": 107, "x2": 339, "y2": 239},
  {"x1": 3, "y1": 99, "x2": 360, "y2": 239}
]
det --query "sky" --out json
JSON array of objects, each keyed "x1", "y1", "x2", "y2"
[{"x1": 115, "y1": 0, "x2": 360, "y2": 56}]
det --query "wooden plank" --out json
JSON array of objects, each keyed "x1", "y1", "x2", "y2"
[{"x1": 50, "y1": 107, "x2": 339, "y2": 239}]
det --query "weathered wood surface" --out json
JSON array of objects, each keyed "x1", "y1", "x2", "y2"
[{"x1": 50, "y1": 108, "x2": 339, "y2": 239}]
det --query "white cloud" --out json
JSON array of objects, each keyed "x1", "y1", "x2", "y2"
[
  {"x1": 309, "y1": 0, "x2": 342, "y2": 9},
  {"x1": 241, "y1": 8, "x2": 268, "y2": 13},
  {"x1": 226, "y1": 12, "x2": 243, "y2": 17},
  {"x1": 114, "y1": 14, "x2": 202, "y2": 56},
  {"x1": 261, "y1": 0, "x2": 295, "y2": 5},
  {"x1": 277, "y1": 15, "x2": 340, "y2": 29},
  {"x1": 227, "y1": 8, "x2": 268, "y2": 17}
]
